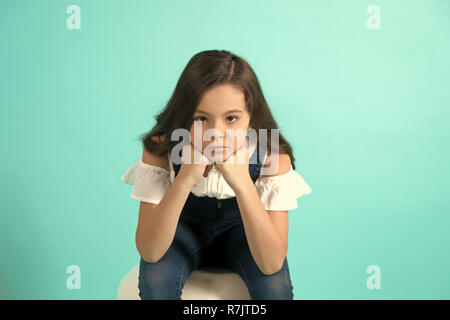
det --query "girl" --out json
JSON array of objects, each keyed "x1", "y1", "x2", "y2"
[{"x1": 121, "y1": 49, "x2": 312, "y2": 300}]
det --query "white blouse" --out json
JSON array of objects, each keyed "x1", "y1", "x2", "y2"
[{"x1": 121, "y1": 151, "x2": 312, "y2": 211}]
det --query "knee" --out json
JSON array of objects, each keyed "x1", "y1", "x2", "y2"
[
  {"x1": 249, "y1": 266, "x2": 294, "y2": 300},
  {"x1": 138, "y1": 257, "x2": 181, "y2": 300},
  {"x1": 267, "y1": 274, "x2": 294, "y2": 300}
]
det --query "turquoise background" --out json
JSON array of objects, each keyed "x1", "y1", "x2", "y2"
[{"x1": 1, "y1": 0, "x2": 449, "y2": 299}]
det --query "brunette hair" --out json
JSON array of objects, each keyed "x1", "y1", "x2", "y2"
[{"x1": 139, "y1": 49, "x2": 297, "y2": 170}]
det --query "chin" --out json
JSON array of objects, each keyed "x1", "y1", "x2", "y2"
[{"x1": 213, "y1": 150, "x2": 236, "y2": 163}]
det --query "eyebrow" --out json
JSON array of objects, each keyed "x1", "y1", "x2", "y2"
[{"x1": 194, "y1": 109, "x2": 244, "y2": 116}]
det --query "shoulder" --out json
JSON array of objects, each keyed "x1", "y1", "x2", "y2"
[
  {"x1": 142, "y1": 135, "x2": 169, "y2": 171},
  {"x1": 259, "y1": 152, "x2": 291, "y2": 178}
]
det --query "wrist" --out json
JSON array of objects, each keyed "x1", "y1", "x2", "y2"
[
  {"x1": 233, "y1": 175, "x2": 254, "y2": 195},
  {"x1": 173, "y1": 174, "x2": 196, "y2": 191}
]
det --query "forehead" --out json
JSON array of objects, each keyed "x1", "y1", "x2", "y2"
[{"x1": 196, "y1": 84, "x2": 247, "y2": 114}]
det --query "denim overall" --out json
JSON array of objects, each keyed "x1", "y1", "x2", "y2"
[{"x1": 138, "y1": 144, "x2": 294, "y2": 300}]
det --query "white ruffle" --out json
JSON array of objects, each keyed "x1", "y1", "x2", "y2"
[
  {"x1": 121, "y1": 160, "x2": 171, "y2": 204},
  {"x1": 254, "y1": 165, "x2": 312, "y2": 211}
]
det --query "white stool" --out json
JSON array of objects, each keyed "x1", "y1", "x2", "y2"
[{"x1": 117, "y1": 264, "x2": 251, "y2": 300}]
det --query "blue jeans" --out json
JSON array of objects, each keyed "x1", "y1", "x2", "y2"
[{"x1": 138, "y1": 203, "x2": 294, "y2": 300}]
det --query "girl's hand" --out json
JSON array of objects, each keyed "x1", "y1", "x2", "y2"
[
  {"x1": 177, "y1": 143, "x2": 212, "y2": 187},
  {"x1": 215, "y1": 137, "x2": 251, "y2": 191}
]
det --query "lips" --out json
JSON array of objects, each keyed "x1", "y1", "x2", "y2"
[
  {"x1": 212, "y1": 147, "x2": 230, "y2": 152},
  {"x1": 207, "y1": 144, "x2": 229, "y2": 149}
]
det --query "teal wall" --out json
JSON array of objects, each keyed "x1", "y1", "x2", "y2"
[{"x1": 0, "y1": 0, "x2": 448, "y2": 299}]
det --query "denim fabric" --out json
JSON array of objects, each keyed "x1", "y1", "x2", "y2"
[{"x1": 138, "y1": 143, "x2": 294, "y2": 300}]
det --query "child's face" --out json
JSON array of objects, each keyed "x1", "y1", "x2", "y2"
[{"x1": 189, "y1": 84, "x2": 251, "y2": 163}]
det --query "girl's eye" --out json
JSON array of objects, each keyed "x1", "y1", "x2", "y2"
[
  {"x1": 193, "y1": 115, "x2": 239, "y2": 122},
  {"x1": 226, "y1": 116, "x2": 238, "y2": 122}
]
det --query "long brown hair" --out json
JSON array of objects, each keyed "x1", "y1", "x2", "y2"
[{"x1": 139, "y1": 49, "x2": 297, "y2": 170}]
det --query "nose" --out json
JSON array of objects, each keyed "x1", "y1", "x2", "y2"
[
  {"x1": 210, "y1": 134, "x2": 225, "y2": 147},
  {"x1": 208, "y1": 121, "x2": 226, "y2": 142}
]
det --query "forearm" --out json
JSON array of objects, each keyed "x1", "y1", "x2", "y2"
[
  {"x1": 234, "y1": 178, "x2": 287, "y2": 275},
  {"x1": 137, "y1": 176, "x2": 193, "y2": 262}
]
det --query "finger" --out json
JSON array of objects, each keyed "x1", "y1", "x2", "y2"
[
  {"x1": 234, "y1": 139, "x2": 248, "y2": 164},
  {"x1": 181, "y1": 143, "x2": 192, "y2": 164},
  {"x1": 202, "y1": 152, "x2": 213, "y2": 165}
]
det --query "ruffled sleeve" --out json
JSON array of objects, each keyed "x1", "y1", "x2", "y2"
[
  {"x1": 121, "y1": 160, "x2": 171, "y2": 204},
  {"x1": 254, "y1": 165, "x2": 312, "y2": 211}
]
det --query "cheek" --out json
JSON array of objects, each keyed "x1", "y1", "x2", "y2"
[
  {"x1": 228, "y1": 132, "x2": 247, "y2": 150},
  {"x1": 189, "y1": 126, "x2": 208, "y2": 151}
]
